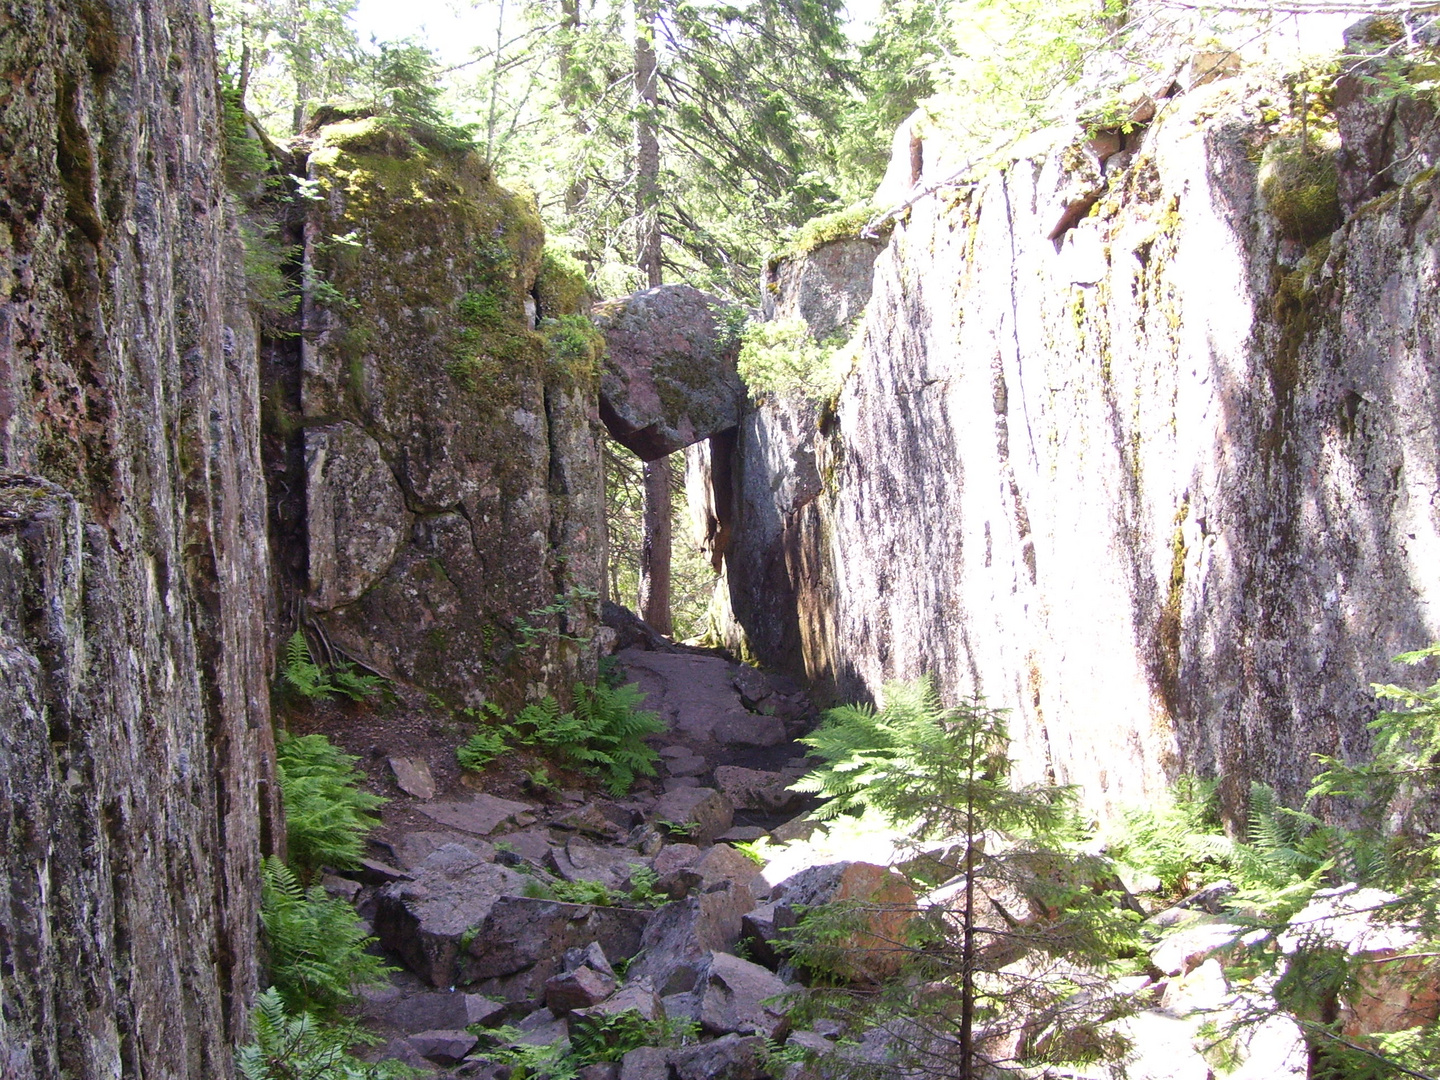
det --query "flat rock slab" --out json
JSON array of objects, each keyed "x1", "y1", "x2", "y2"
[
  {"x1": 653, "y1": 787, "x2": 733, "y2": 846},
  {"x1": 713, "y1": 766, "x2": 799, "y2": 813},
  {"x1": 390, "y1": 756, "x2": 437, "y2": 800},
  {"x1": 395, "y1": 831, "x2": 494, "y2": 870},
  {"x1": 408, "y1": 1029, "x2": 480, "y2": 1065},
  {"x1": 618, "y1": 649, "x2": 746, "y2": 741},
  {"x1": 418, "y1": 794, "x2": 533, "y2": 836},
  {"x1": 712, "y1": 710, "x2": 785, "y2": 748}
]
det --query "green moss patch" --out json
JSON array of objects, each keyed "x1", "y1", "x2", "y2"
[
  {"x1": 535, "y1": 247, "x2": 592, "y2": 318},
  {"x1": 774, "y1": 203, "x2": 884, "y2": 266},
  {"x1": 1259, "y1": 138, "x2": 1340, "y2": 245}
]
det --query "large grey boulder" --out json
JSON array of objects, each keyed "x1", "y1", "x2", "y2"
[
  {"x1": 697, "y1": 953, "x2": 791, "y2": 1039},
  {"x1": 628, "y1": 886, "x2": 757, "y2": 992},
  {"x1": 673, "y1": 1034, "x2": 770, "y2": 1080},
  {"x1": 596, "y1": 284, "x2": 746, "y2": 460},
  {"x1": 652, "y1": 787, "x2": 734, "y2": 846},
  {"x1": 374, "y1": 846, "x2": 529, "y2": 987}
]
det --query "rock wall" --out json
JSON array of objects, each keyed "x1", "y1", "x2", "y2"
[
  {"x1": 292, "y1": 118, "x2": 605, "y2": 705},
  {"x1": 0, "y1": 1, "x2": 273, "y2": 1074},
  {"x1": 705, "y1": 37, "x2": 1440, "y2": 825}
]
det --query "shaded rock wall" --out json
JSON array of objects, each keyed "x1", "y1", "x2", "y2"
[
  {"x1": 707, "y1": 60, "x2": 1440, "y2": 825},
  {"x1": 0, "y1": 1, "x2": 273, "y2": 1074},
  {"x1": 293, "y1": 119, "x2": 605, "y2": 705}
]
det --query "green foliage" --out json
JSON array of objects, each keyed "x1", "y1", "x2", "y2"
[
  {"x1": 1104, "y1": 776, "x2": 1234, "y2": 895},
  {"x1": 515, "y1": 587, "x2": 599, "y2": 650},
  {"x1": 282, "y1": 630, "x2": 384, "y2": 702},
  {"x1": 482, "y1": 1012, "x2": 696, "y2": 1080},
  {"x1": 778, "y1": 204, "x2": 877, "y2": 261},
  {"x1": 237, "y1": 988, "x2": 418, "y2": 1080},
  {"x1": 1259, "y1": 137, "x2": 1341, "y2": 244},
  {"x1": 736, "y1": 317, "x2": 855, "y2": 402},
  {"x1": 542, "y1": 313, "x2": 605, "y2": 385},
  {"x1": 260, "y1": 857, "x2": 394, "y2": 1014},
  {"x1": 458, "y1": 289, "x2": 504, "y2": 328},
  {"x1": 452, "y1": 681, "x2": 665, "y2": 794},
  {"x1": 276, "y1": 732, "x2": 385, "y2": 875}
]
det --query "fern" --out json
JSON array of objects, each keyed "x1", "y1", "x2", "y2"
[
  {"x1": 260, "y1": 857, "x2": 394, "y2": 1015},
  {"x1": 237, "y1": 987, "x2": 417, "y2": 1080},
  {"x1": 282, "y1": 630, "x2": 383, "y2": 702},
  {"x1": 276, "y1": 733, "x2": 385, "y2": 875},
  {"x1": 457, "y1": 726, "x2": 508, "y2": 771},
  {"x1": 1104, "y1": 776, "x2": 1234, "y2": 896}
]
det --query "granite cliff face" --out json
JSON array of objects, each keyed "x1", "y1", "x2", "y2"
[
  {"x1": 701, "y1": 32, "x2": 1440, "y2": 824},
  {"x1": 0, "y1": 1, "x2": 274, "y2": 1073},
  {"x1": 282, "y1": 118, "x2": 606, "y2": 704}
]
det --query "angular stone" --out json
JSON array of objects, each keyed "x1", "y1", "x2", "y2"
[
  {"x1": 672, "y1": 1034, "x2": 769, "y2": 1080},
  {"x1": 555, "y1": 803, "x2": 629, "y2": 841},
  {"x1": 620, "y1": 1046, "x2": 673, "y2": 1080},
  {"x1": 390, "y1": 756, "x2": 437, "y2": 801},
  {"x1": 767, "y1": 862, "x2": 915, "y2": 982},
  {"x1": 740, "y1": 902, "x2": 799, "y2": 969},
  {"x1": 698, "y1": 953, "x2": 790, "y2": 1039},
  {"x1": 571, "y1": 982, "x2": 665, "y2": 1025},
  {"x1": 653, "y1": 844, "x2": 702, "y2": 878},
  {"x1": 692, "y1": 844, "x2": 763, "y2": 891},
  {"x1": 714, "y1": 766, "x2": 801, "y2": 814},
  {"x1": 547, "y1": 835, "x2": 647, "y2": 890},
  {"x1": 731, "y1": 666, "x2": 776, "y2": 707},
  {"x1": 580, "y1": 1065, "x2": 622, "y2": 1080},
  {"x1": 1151, "y1": 920, "x2": 1244, "y2": 978},
  {"x1": 595, "y1": 284, "x2": 746, "y2": 460},
  {"x1": 712, "y1": 711, "x2": 785, "y2": 748},
  {"x1": 629, "y1": 884, "x2": 756, "y2": 990},
  {"x1": 653, "y1": 788, "x2": 733, "y2": 846},
  {"x1": 546, "y1": 966, "x2": 618, "y2": 1015},
  {"x1": 307, "y1": 421, "x2": 412, "y2": 612},
  {"x1": 564, "y1": 941, "x2": 617, "y2": 978},
  {"x1": 374, "y1": 846, "x2": 529, "y2": 987},
  {"x1": 396, "y1": 831, "x2": 495, "y2": 870},
  {"x1": 372, "y1": 986, "x2": 507, "y2": 1032},
  {"x1": 407, "y1": 1029, "x2": 480, "y2": 1065},
  {"x1": 665, "y1": 754, "x2": 710, "y2": 778},
  {"x1": 418, "y1": 794, "x2": 533, "y2": 836},
  {"x1": 462, "y1": 897, "x2": 650, "y2": 1001}
]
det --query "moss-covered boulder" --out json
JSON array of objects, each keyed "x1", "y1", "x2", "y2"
[
  {"x1": 298, "y1": 115, "x2": 604, "y2": 704},
  {"x1": 1259, "y1": 138, "x2": 1341, "y2": 244},
  {"x1": 594, "y1": 284, "x2": 746, "y2": 460}
]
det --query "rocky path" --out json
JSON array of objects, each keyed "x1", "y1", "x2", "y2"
[{"x1": 329, "y1": 642, "x2": 852, "y2": 1077}]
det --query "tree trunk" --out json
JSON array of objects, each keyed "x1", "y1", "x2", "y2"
[
  {"x1": 634, "y1": 0, "x2": 662, "y2": 288},
  {"x1": 639, "y1": 457, "x2": 673, "y2": 634},
  {"x1": 559, "y1": 0, "x2": 591, "y2": 214}
]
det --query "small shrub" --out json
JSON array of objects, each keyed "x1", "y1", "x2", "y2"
[
  {"x1": 260, "y1": 857, "x2": 394, "y2": 1014},
  {"x1": 1259, "y1": 137, "x2": 1340, "y2": 244},
  {"x1": 542, "y1": 313, "x2": 605, "y2": 384},
  {"x1": 737, "y1": 317, "x2": 856, "y2": 401},
  {"x1": 276, "y1": 732, "x2": 385, "y2": 875},
  {"x1": 458, "y1": 290, "x2": 504, "y2": 328},
  {"x1": 237, "y1": 987, "x2": 418, "y2": 1080},
  {"x1": 456, "y1": 725, "x2": 508, "y2": 772}
]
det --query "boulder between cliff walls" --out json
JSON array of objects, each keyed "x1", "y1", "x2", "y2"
[
  {"x1": 595, "y1": 284, "x2": 747, "y2": 460},
  {"x1": 294, "y1": 116, "x2": 605, "y2": 704}
]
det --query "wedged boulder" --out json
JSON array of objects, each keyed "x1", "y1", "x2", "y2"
[
  {"x1": 653, "y1": 787, "x2": 734, "y2": 846},
  {"x1": 365, "y1": 985, "x2": 507, "y2": 1031},
  {"x1": 740, "y1": 901, "x2": 799, "y2": 969},
  {"x1": 656, "y1": 843, "x2": 761, "y2": 901},
  {"x1": 697, "y1": 952, "x2": 791, "y2": 1039},
  {"x1": 461, "y1": 897, "x2": 651, "y2": 1000},
  {"x1": 595, "y1": 284, "x2": 746, "y2": 460},
  {"x1": 374, "y1": 846, "x2": 529, "y2": 987},
  {"x1": 768, "y1": 862, "x2": 916, "y2": 982},
  {"x1": 571, "y1": 982, "x2": 666, "y2": 1026},
  {"x1": 672, "y1": 1034, "x2": 770, "y2": 1080},
  {"x1": 395, "y1": 831, "x2": 495, "y2": 870}
]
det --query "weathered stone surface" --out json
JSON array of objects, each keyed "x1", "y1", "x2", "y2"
[
  {"x1": 672, "y1": 1034, "x2": 769, "y2": 1080},
  {"x1": 0, "y1": 5, "x2": 275, "y2": 1071},
  {"x1": 762, "y1": 237, "x2": 883, "y2": 341},
  {"x1": 546, "y1": 966, "x2": 617, "y2": 1014},
  {"x1": 571, "y1": 983, "x2": 665, "y2": 1025},
  {"x1": 375, "y1": 846, "x2": 529, "y2": 987},
  {"x1": 419, "y1": 794, "x2": 533, "y2": 836},
  {"x1": 564, "y1": 941, "x2": 617, "y2": 978},
  {"x1": 307, "y1": 421, "x2": 410, "y2": 610},
  {"x1": 768, "y1": 862, "x2": 915, "y2": 981},
  {"x1": 620, "y1": 1046, "x2": 672, "y2": 1080},
  {"x1": 396, "y1": 831, "x2": 495, "y2": 869},
  {"x1": 595, "y1": 284, "x2": 746, "y2": 460},
  {"x1": 462, "y1": 897, "x2": 650, "y2": 1000},
  {"x1": 740, "y1": 902, "x2": 799, "y2": 969},
  {"x1": 547, "y1": 836, "x2": 647, "y2": 890},
  {"x1": 628, "y1": 885, "x2": 757, "y2": 990},
  {"x1": 1151, "y1": 920, "x2": 1244, "y2": 977},
  {"x1": 301, "y1": 117, "x2": 604, "y2": 704},
  {"x1": 390, "y1": 756, "x2": 438, "y2": 800},
  {"x1": 653, "y1": 787, "x2": 734, "y2": 846},
  {"x1": 697, "y1": 953, "x2": 791, "y2": 1039},
  {"x1": 713, "y1": 710, "x2": 786, "y2": 748},
  {"x1": 714, "y1": 766, "x2": 802, "y2": 813},
  {"x1": 408, "y1": 1029, "x2": 481, "y2": 1064},
  {"x1": 698, "y1": 58, "x2": 1440, "y2": 826}
]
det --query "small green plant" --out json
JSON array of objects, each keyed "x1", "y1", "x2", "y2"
[
  {"x1": 480, "y1": 1012, "x2": 697, "y2": 1079},
  {"x1": 276, "y1": 732, "x2": 385, "y2": 875},
  {"x1": 457, "y1": 724, "x2": 508, "y2": 772},
  {"x1": 736, "y1": 317, "x2": 856, "y2": 401},
  {"x1": 549, "y1": 878, "x2": 620, "y2": 906},
  {"x1": 542, "y1": 314, "x2": 605, "y2": 384},
  {"x1": 733, "y1": 838, "x2": 773, "y2": 865},
  {"x1": 282, "y1": 630, "x2": 383, "y2": 702},
  {"x1": 237, "y1": 988, "x2": 418, "y2": 1080},
  {"x1": 458, "y1": 289, "x2": 504, "y2": 328},
  {"x1": 260, "y1": 857, "x2": 394, "y2": 1015},
  {"x1": 515, "y1": 587, "x2": 600, "y2": 650},
  {"x1": 627, "y1": 865, "x2": 661, "y2": 904}
]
